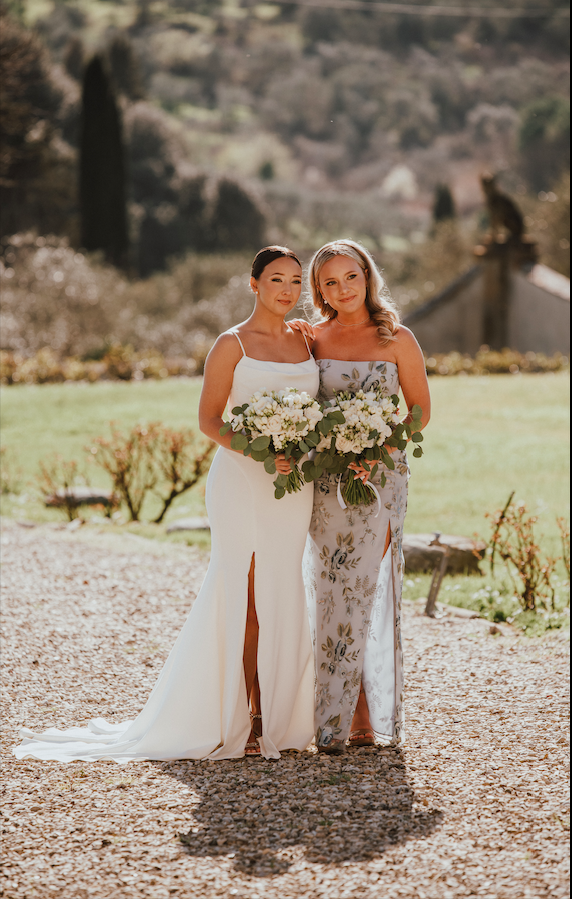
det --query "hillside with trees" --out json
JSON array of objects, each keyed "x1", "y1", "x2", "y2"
[{"x1": 0, "y1": 0, "x2": 569, "y2": 359}]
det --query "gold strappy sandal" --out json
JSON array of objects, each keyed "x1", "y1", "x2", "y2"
[
  {"x1": 348, "y1": 728, "x2": 375, "y2": 747},
  {"x1": 245, "y1": 713, "x2": 262, "y2": 757}
]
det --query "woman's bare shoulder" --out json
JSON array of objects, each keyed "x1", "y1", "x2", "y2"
[
  {"x1": 207, "y1": 330, "x2": 244, "y2": 364},
  {"x1": 394, "y1": 325, "x2": 421, "y2": 349}
]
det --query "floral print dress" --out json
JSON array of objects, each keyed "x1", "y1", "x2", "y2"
[{"x1": 304, "y1": 360, "x2": 409, "y2": 748}]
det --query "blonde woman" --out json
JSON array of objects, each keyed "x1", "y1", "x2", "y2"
[{"x1": 297, "y1": 239, "x2": 430, "y2": 753}]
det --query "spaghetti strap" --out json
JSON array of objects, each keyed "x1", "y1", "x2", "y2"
[
  {"x1": 287, "y1": 324, "x2": 312, "y2": 360},
  {"x1": 230, "y1": 329, "x2": 246, "y2": 357}
]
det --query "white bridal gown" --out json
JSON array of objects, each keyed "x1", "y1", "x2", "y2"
[{"x1": 14, "y1": 332, "x2": 319, "y2": 763}]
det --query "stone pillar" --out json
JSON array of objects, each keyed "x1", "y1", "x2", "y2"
[{"x1": 474, "y1": 237, "x2": 537, "y2": 350}]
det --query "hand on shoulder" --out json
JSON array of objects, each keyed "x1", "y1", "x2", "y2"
[{"x1": 288, "y1": 318, "x2": 316, "y2": 342}]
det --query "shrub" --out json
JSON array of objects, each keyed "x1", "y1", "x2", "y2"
[
  {"x1": 486, "y1": 493, "x2": 566, "y2": 612},
  {"x1": 0, "y1": 234, "x2": 253, "y2": 364},
  {"x1": 556, "y1": 517, "x2": 570, "y2": 580},
  {"x1": 38, "y1": 455, "x2": 87, "y2": 522},
  {"x1": 88, "y1": 422, "x2": 214, "y2": 522},
  {"x1": 153, "y1": 428, "x2": 215, "y2": 523},
  {"x1": 89, "y1": 423, "x2": 161, "y2": 522},
  {"x1": 424, "y1": 349, "x2": 569, "y2": 377},
  {"x1": 519, "y1": 97, "x2": 571, "y2": 193}
]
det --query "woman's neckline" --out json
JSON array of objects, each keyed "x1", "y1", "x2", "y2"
[
  {"x1": 236, "y1": 354, "x2": 316, "y2": 367},
  {"x1": 317, "y1": 358, "x2": 398, "y2": 367}
]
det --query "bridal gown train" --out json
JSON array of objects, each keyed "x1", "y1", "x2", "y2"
[{"x1": 14, "y1": 334, "x2": 320, "y2": 763}]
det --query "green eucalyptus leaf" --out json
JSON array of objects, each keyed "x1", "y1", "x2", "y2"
[
  {"x1": 251, "y1": 449, "x2": 269, "y2": 462},
  {"x1": 411, "y1": 432, "x2": 423, "y2": 443},
  {"x1": 230, "y1": 433, "x2": 248, "y2": 452},
  {"x1": 250, "y1": 435, "x2": 270, "y2": 452},
  {"x1": 298, "y1": 441, "x2": 309, "y2": 453},
  {"x1": 413, "y1": 446, "x2": 423, "y2": 458},
  {"x1": 264, "y1": 456, "x2": 276, "y2": 474},
  {"x1": 274, "y1": 487, "x2": 286, "y2": 499},
  {"x1": 219, "y1": 422, "x2": 232, "y2": 436},
  {"x1": 275, "y1": 473, "x2": 288, "y2": 486}
]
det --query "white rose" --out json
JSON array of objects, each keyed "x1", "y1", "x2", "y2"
[
  {"x1": 335, "y1": 435, "x2": 354, "y2": 453},
  {"x1": 263, "y1": 415, "x2": 282, "y2": 434}
]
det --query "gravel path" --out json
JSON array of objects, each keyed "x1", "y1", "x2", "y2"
[{"x1": 1, "y1": 521, "x2": 569, "y2": 899}]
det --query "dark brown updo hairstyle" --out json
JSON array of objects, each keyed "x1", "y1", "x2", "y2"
[{"x1": 251, "y1": 245, "x2": 302, "y2": 280}]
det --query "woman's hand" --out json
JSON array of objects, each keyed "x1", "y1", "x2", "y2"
[
  {"x1": 348, "y1": 461, "x2": 371, "y2": 483},
  {"x1": 289, "y1": 319, "x2": 315, "y2": 342},
  {"x1": 275, "y1": 454, "x2": 291, "y2": 475}
]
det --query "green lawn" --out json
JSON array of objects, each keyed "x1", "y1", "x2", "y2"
[
  {"x1": 1, "y1": 374, "x2": 569, "y2": 549},
  {"x1": 406, "y1": 372, "x2": 570, "y2": 549}
]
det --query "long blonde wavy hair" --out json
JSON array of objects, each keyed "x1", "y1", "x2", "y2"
[{"x1": 308, "y1": 239, "x2": 401, "y2": 344}]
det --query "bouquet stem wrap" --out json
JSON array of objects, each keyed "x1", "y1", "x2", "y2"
[{"x1": 337, "y1": 472, "x2": 381, "y2": 516}]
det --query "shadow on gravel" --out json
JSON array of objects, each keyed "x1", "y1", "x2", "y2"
[{"x1": 156, "y1": 746, "x2": 443, "y2": 877}]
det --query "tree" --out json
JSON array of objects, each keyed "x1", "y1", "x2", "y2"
[
  {"x1": 107, "y1": 34, "x2": 144, "y2": 101},
  {"x1": 206, "y1": 178, "x2": 266, "y2": 252},
  {"x1": 0, "y1": 9, "x2": 76, "y2": 239},
  {"x1": 80, "y1": 55, "x2": 128, "y2": 266},
  {"x1": 63, "y1": 36, "x2": 84, "y2": 82},
  {"x1": 433, "y1": 184, "x2": 456, "y2": 223},
  {"x1": 519, "y1": 97, "x2": 570, "y2": 193}
]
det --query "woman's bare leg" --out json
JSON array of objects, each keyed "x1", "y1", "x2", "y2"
[
  {"x1": 350, "y1": 524, "x2": 392, "y2": 740},
  {"x1": 243, "y1": 555, "x2": 261, "y2": 749},
  {"x1": 243, "y1": 555, "x2": 258, "y2": 700}
]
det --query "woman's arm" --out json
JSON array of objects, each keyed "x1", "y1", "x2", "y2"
[
  {"x1": 394, "y1": 326, "x2": 431, "y2": 430},
  {"x1": 198, "y1": 334, "x2": 244, "y2": 450},
  {"x1": 198, "y1": 333, "x2": 293, "y2": 475},
  {"x1": 350, "y1": 328, "x2": 430, "y2": 482}
]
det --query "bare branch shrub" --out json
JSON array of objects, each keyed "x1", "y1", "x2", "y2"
[
  {"x1": 88, "y1": 422, "x2": 213, "y2": 522},
  {"x1": 486, "y1": 495, "x2": 560, "y2": 612},
  {"x1": 38, "y1": 455, "x2": 84, "y2": 521},
  {"x1": 152, "y1": 428, "x2": 216, "y2": 524},
  {"x1": 556, "y1": 517, "x2": 570, "y2": 580},
  {"x1": 89, "y1": 423, "x2": 161, "y2": 522}
]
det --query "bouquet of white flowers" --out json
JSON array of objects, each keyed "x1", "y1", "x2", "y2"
[
  {"x1": 220, "y1": 389, "x2": 343, "y2": 499},
  {"x1": 302, "y1": 388, "x2": 423, "y2": 508}
]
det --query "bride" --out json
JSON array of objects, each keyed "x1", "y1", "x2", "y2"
[{"x1": 14, "y1": 246, "x2": 319, "y2": 763}]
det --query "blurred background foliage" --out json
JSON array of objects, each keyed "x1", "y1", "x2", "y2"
[{"x1": 0, "y1": 0, "x2": 569, "y2": 365}]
